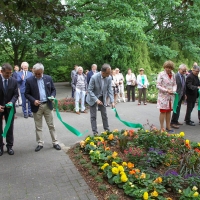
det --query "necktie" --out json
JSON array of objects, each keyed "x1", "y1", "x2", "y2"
[
  {"x1": 25, "y1": 71, "x2": 27, "y2": 77},
  {"x1": 4, "y1": 79, "x2": 8, "y2": 93}
]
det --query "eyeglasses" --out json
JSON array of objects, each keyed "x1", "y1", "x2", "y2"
[{"x1": 182, "y1": 70, "x2": 186, "y2": 72}]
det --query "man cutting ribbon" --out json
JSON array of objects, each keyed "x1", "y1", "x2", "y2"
[
  {"x1": 25, "y1": 63, "x2": 61, "y2": 152},
  {"x1": 0, "y1": 63, "x2": 19, "y2": 156}
]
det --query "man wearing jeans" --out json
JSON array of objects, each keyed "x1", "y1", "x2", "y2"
[{"x1": 25, "y1": 63, "x2": 61, "y2": 152}]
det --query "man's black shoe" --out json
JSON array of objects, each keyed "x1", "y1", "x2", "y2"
[
  {"x1": 0, "y1": 146, "x2": 3, "y2": 156},
  {"x1": 93, "y1": 132, "x2": 98, "y2": 136},
  {"x1": 24, "y1": 115, "x2": 28, "y2": 118},
  {"x1": 53, "y1": 144, "x2": 61, "y2": 150},
  {"x1": 28, "y1": 114, "x2": 33, "y2": 118},
  {"x1": 186, "y1": 122, "x2": 195, "y2": 126},
  {"x1": 7, "y1": 147, "x2": 14, "y2": 155},
  {"x1": 35, "y1": 145, "x2": 43, "y2": 152}
]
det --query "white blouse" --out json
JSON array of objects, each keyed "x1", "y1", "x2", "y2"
[{"x1": 126, "y1": 73, "x2": 136, "y2": 85}]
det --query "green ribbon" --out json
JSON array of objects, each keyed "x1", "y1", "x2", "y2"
[
  {"x1": 198, "y1": 89, "x2": 200, "y2": 110},
  {"x1": 2, "y1": 104, "x2": 14, "y2": 138},
  {"x1": 54, "y1": 99, "x2": 84, "y2": 137},
  {"x1": 173, "y1": 92, "x2": 179, "y2": 114},
  {"x1": 112, "y1": 108, "x2": 143, "y2": 129}
]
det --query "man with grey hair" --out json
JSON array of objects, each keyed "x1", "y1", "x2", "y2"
[
  {"x1": 25, "y1": 63, "x2": 61, "y2": 152},
  {"x1": 184, "y1": 65, "x2": 200, "y2": 126},
  {"x1": 72, "y1": 66, "x2": 87, "y2": 114},
  {"x1": 86, "y1": 63, "x2": 115, "y2": 135},
  {"x1": 87, "y1": 64, "x2": 98, "y2": 84},
  {"x1": 170, "y1": 64, "x2": 187, "y2": 129},
  {"x1": 17, "y1": 62, "x2": 33, "y2": 118}
]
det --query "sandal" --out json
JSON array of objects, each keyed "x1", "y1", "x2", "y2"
[
  {"x1": 138, "y1": 103, "x2": 141, "y2": 105},
  {"x1": 144, "y1": 103, "x2": 147, "y2": 105}
]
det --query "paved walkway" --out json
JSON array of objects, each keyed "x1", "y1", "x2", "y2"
[{"x1": 1, "y1": 82, "x2": 200, "y2": 200}]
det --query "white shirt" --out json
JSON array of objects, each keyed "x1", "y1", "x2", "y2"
[{"x1": 126, "y1": 73, "x2": 136, "y2": 85}]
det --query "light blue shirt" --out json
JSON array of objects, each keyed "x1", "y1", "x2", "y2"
[{"x1": 36, "y1": 77, "x2": 47, "y2": 102}]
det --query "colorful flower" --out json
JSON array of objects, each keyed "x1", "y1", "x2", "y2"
[
  {"x1": 127, "y1": 162, "x2": 134, "y2": 169},
  {"x1": 122, "y1": 162, "x2": 127, "y2": 166},
  {"x1": 185, "y1": 139, "x2": 190, "y2": 145},
  {"x1": 105, "y1": 147, "x2": 110, "y2": 151},
  {"x1": 101, "y1": 163, "x2": 109, "y2": 170},
  {"x1": 108, "y1": 134, "x2": 114, "y2": 140},
  {"x1": 123, "y1": 131, "x2": 128, "y2": 136},
  {"x1": 121, "y1": 174, "x2": 128, "y2": 182},
  {"x1": 112, "y1": 161, "x2": 119, "y2": 167},
  {"x1": 118, "y1": 166, "x2": 124, "y2": 172},
  {"x1": 193, "y1": 192, "x2": 199, "y2": 197},
  {"x1": 192, "y1": 186, "x2": 198, "y2": 191},
  {"x1": 179, "y1": 132, "x2": 185, "y2": 137},
  {"x1": 154, "y1": 177, "x2": 162, "y2": 183},
  {"x1": 143, "y1": 192, "x2": 148, "y2": 200},
  {"x1": 79, "y1": 141, "x2": 85, "y2": 148},
  {"x1": 112, "y1": 151, "x2": 118, "y2": 158},
  {"x1": 129, "y1": 170, "x2": 136, "y2": 175},
  {"x1": 140, "y1": 172, "x2": 146, "y2": 179},
  {"x1": 151, "y1": 190, "x2": 158, "y2": 197},
  {"x1": 112, "y1": 167, "x2": 119, "y2": 175}
]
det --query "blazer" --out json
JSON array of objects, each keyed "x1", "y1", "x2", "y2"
[
  {"x1": 17, "y1": 71, "x2": 33, "y2": 93},
  {"x1": 185, "y1": 73, "x2": 199, "y2": 100},
  {"x1": 87, "y1": 70, "x2": 98, "y2": 84},
  {"x1": 86, "y1": 72, "x2": 114, "y2": 106},
  {"x1": 0, "y1": 76, "x2": 19, "y2": 113},
  {"x1": 25, "y1": 75, "x2": 56, "y2": 113},
  {"x1": 71, "y1": 73, "x2": 87, "y2": 91},
  {"x1": 175, "y1": 72, "x2": 186, "y2": 99},
  {"x1": 156, "y1": 70, "x2": 177, "y2": 109}
]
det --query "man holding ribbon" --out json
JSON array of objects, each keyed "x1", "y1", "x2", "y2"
[
  {"x1": 170, "y1": 64, "x2": 187, "y2": 129},
  {"x1": 17, "y1": 62, "x2": 33, "y2": 118},
  {"x1": 86, "y1": 63, "x2": 115, "y2": 135},
  {"x1": 0, "y1": 63, "x2": 19, "y2": 156},
  {"x1": 25, "y1": 63, "x2": 61, "y2": 152}
]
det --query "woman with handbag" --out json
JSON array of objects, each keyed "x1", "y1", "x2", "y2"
[
  {"x1": 126, "y1": 68, "x2": 136, "y2": 102},
  {"x1": 137, "y1": 68, "x2": 149, "y2": 105}
]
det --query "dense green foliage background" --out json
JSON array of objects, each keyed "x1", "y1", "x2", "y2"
[{"x1": 0, "y1": 0, "x2": 199, "y2": 81}]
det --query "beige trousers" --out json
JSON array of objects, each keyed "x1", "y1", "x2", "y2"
[{"x1": 33, "y1": 103, "x2": 58, "y2": 146}]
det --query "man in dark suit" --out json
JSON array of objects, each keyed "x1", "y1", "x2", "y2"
[
  {"x1": 170, "y1": 64, "x2": 187, "y2": 129},
  {"x1": 184, "y1": 65, "x2": 200, "y2": 126},
  {"x1": 17, "y1": 62, "x2": 33, "y2": 118},
  {"x1": 86, "y1": 63, "x2": 115, "y2": 135},
  {"x1": 87, "y1": 64, "x2": 98, "y2": 84},
  {"x1": 0, "y1": 63, "x2": 19, "y2": 156},
  {"x1": 25, "y1": 63, "x2": 61, "y2": 152}
]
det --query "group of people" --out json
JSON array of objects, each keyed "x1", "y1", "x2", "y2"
[
  {"x1": 0, "y1": 63, "x2": 61, "y2": 156},
  {"x1": 70, "y1": 64, "x2": 150, "y2": 115},
  {"x1": 157, "y1": 61, "x2": 200, "y2": 133}
]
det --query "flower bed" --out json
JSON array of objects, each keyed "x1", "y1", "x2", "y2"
[{"x1": 70, "y1": 128, "x2": 200, "y2": 200}]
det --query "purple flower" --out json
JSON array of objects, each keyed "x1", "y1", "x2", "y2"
[{"x1": 164, "y1": 169, "x2": 179, "y2": 176}]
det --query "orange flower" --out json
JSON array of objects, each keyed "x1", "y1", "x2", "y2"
[
  {"x1": 129, "y1": 129, "x2": 134, "y2": 137},
  {"x1": 127, "y1": 162, "x2": 134, "y2": 169},
  {"x1": 105, "y1": 147, "x2": 110, "y2": 151},
  {"x1": 154, "y1": 177, "x2": 162, "y2": 183},
  {"x1": 129, "y1": 170, "x2": 136, "y2": 175},
  {"x1": 135, "y1": 169, "x2": 140, "y2": 173},
  {"x1": 108, "y1": 134, "x2": 114, "y2": 140}
]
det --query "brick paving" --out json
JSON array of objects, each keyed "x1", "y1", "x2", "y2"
[{"x1": 1, "y1": 82, "x2": 200, "y2": 200}]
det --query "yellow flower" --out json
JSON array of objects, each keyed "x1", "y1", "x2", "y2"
[
  {"x1": 108, "y1": 134, "x2": 114, "y2": 140},
  {"x1": 123, "y1": 131, "x2": 128, "y2": 136},
  {"x1": 90, "y1": 142, "x2": 95, "y2": 146},
  {"x1": 143, "y1": 192, "x2": 148, "y2": 200},
  {"x1": 178, "y1": 189, "x2": 182, "y2": 193},
  {"x1": 79, "y1": 140, "x2": 85, "y2": 148},
  {"x1": 101, "y1": 163, "x2": 109, "y2": 170},
  {"x1": 179, "y1": 132, "x2": 185, "y2": 137},
  {"x1": 112, "y1": 167, "x2": 119, "y2": 175},
  {"x1": 198, "y1": 143, "x2": 200, "y2": 146},
  {"x1": 122, "y1": 162, "x2": 127, "y2": 166},
  {"x1": 105, "y1": 147, "x2": 110, "y2": 151},
  {"x1": 151, "y1": 190, "x2": 158, "y2": 197},
  {"x1": 121, "y1": 174, "x2": 128, "y2": 182},
  {"x1": 89, "y1": 150, "x2": 94, "y2": 154},
  {"x1": 85, "y1": 137, "x2": 90, "y2": 142},
  {"x1": 192, "y1": 186, "x2": 198, "y2": 191},
  {"x1": 118, "y1": 166, "x2": 124, "y2": 172},
  {"x1": 112, "y1": 161, "x2": 119, "y2": 167},
  {"x1": 146, "y1": 130, "x2": 149, "y2": 132},
  {"x1": 154, "y1": 177, "x2": 162, "y2": 184},
  {"x1": 135, "y1": 169, "x2": 140, "y2": 173},
  {"x1": 185, "y1": 139, "x2": 190, "y2": 145},
  {"x1": 113, "y1": 129, "x2": 118, "y2": 132},
  {"x1": 140, "y1": 172, "x2": 146, "y2": 179},
  {"x1": 166, "y1": 198, "x2": 172, "y2": 200},
  {"x1": 98, "y1": 137, "x2": 104, "y2": 142},
  {"x1": 112, "y1": 151, "x2": 118, "y2": 158},
  {"x1": 193, "y1": 192, "x2": 199, "y2": 197}
]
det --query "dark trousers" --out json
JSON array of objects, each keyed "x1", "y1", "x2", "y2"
[
  {"x1": 184, "y1": 99, "x2": 196, "y2": 122},
  {"x1": 21, "y1": 93, "x2": 31, "y2": 115},
  {"x1": 71, "y1": 87, "x2": 74, "y2": 98},
  {"x1": 138, "y1": 88, "x2": 147, "y2": 103},
  {"x1": 0, "y1": 109, "x2": 14, "y2": 148},
  {"x1": 126, "y1": 85, "x2": 135, "y2": 102},
  {"x1": 89, "y1": 96, "x2": 109, "y2": 133},
  {"x1": 171, "y1": 96, "x2": 183, "y2": 124}
]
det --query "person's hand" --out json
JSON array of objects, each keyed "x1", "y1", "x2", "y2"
[
  {"x1": 111, "y1": 102, "x2": 115, "y2": 109},
  {"x1": 0, "y1": 105, "x2": 5, "y2": 112},
  {"x1": 50, "y1": 96, "x2": 55, "y2": 101},
  {"x1": 34, "y1": 100, "x2": 41, "y2": 106},
  {"x1": 167, "y1": 89, "x2": 173, "y2": 95},
  {"x1": 96, "y1": 99, "x2": 103, "y2": 105}
]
